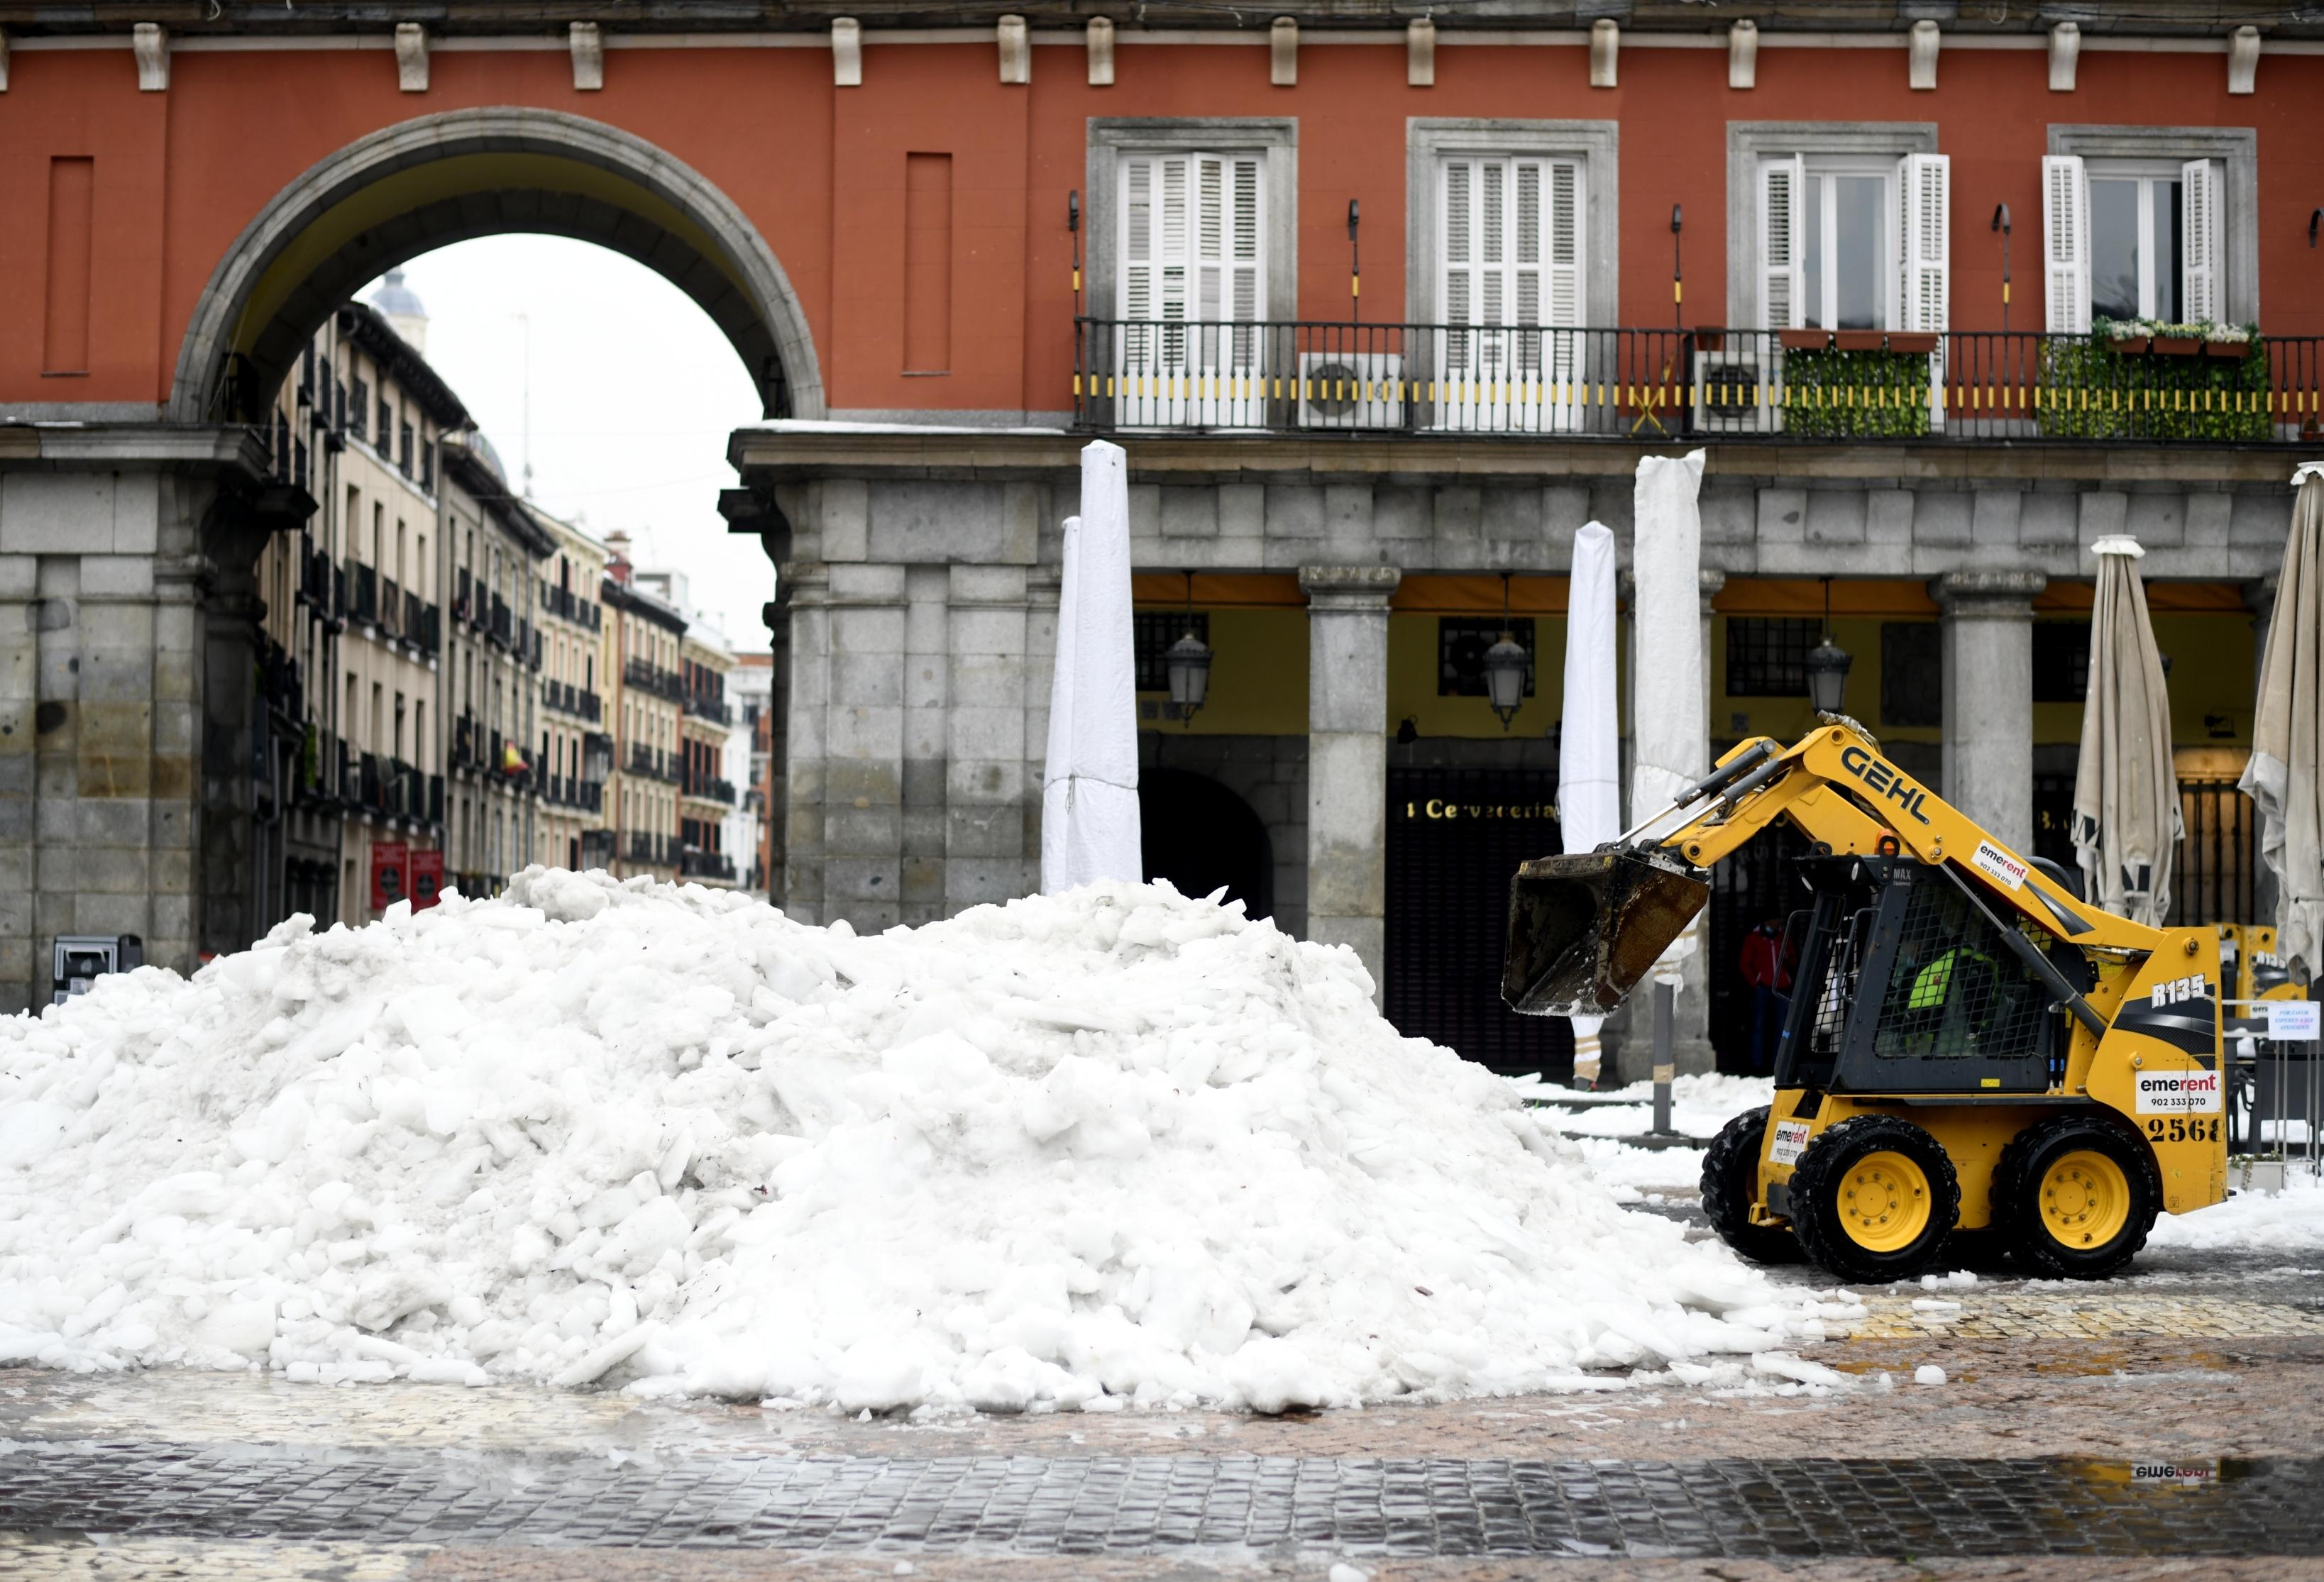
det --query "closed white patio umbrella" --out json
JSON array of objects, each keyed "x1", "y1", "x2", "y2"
[
  {"x1": 2071, "y1": 536, "x2": 2180, "y2": 926},
  {"x1": 2242, "y1": 464, "x2": 2324, "y2": 972},
  {"x1": 1040, "y1": 440, "x2": 1142, "y2": 893},
  {"x1": 1558, "y1": 520, "x2": 1621, "y2": 1085}
]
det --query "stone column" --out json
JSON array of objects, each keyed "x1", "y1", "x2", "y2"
[
  {"x1": 820, "y1": 562, "x2": 908, "y2": 931},
  {"x1": 900, "y1": 564, "x2": 949, "y2": 926},
  {"x1": 1299, "y1": 564, "x2": 1401, "y2": 1000},
  {"x1": 1934, "y1": 570, "x2": 2047, "y2": 853},
  {"x1": 780, "y1": 562, "x2": 831, "y2": 923},
  {"x1": 948, "y1": 563, "x2": 1040, "y2": 913}
]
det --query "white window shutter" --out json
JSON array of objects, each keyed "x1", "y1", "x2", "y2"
[
  {"x1": 1761, "y1": 155, "x2": 1804, "y2": 329},
  {"x1": 2042, "y1": 153, "x2": 2088, "y2": 333},
  {"x1": 1545, "y1": 159, "x2": 1584, "y2": 328},
  {"x1": 1228, "y1": 157, "x2": 1263, "y2": 323},
  {"x1": 2181, "y1": 157, "x2": 2223, "y2": 324},
  {"x1": 1442, "y1": 158, "x2": 1473, "y2": 325},
  {"x1": 1122, "y1": 155, "x2": 1154, "y2": 323},
  {"x1": 1898, "y1": 153, "x2": 1950, "y2": 333}
]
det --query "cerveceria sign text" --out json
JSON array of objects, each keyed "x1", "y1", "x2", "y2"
[{"x1": 1402, "y1": 797, "x2": 1560, "y2": 822}]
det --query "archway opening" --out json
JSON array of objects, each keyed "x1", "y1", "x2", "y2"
[
  {"x1": 1139, "y1": 768, "x2": 1274, "y2": 922},
  {"x1": 186, "y1": 111, "x2": 806, "y2": 951}
]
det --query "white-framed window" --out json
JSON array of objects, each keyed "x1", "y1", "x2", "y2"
[
  {"x1": 1438, "y1": 155, "x2": 1583, "y2": 341},
  {"x1": 2043, "y1": 153, "x2": 2223, "y2": 331},
  {"x1": 1118, "y1": 150, "x2": 1265, "y2": 351},
  {"x1": 1761, "y1": 153, "x2": 1950, "y2": 333}
]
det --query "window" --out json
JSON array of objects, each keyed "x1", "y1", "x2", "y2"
[
  {"x1": 1438, "y1": 617, "x2": 1536, "y2": 698},
  {"x1": 1118, "y1": 150, "x2": 1265, "y2": 376},
  {"x1": 2032, "y1": 621, "x2": 2091, "y2": 703},
  {"x1": 2044, "y1": 153, "x2": 2221, "y2": 330},
  {"x1": 1441, "y1": 157, "x2": 1581, "y2": 334},
  {"x1": 1880, "y1": 623, "x2": 1941, "y2": 729},
  {"x1": 1439, "y1": 157, "x2": 1582, "y2": 382},
  {"x1": 1762, "y1": 153, "x2": 1949, "y2": 332},
  {"x1": 1724, "y1": 617, "x2": 1819, "y2": 697}
]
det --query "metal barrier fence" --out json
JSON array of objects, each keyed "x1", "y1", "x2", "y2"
[{"x1": 1073, "y1": 320, "x2": 2324, "y2": 443}]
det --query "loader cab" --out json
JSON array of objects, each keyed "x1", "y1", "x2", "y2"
[{"x1": 1772, "y1": 856, "x2": 2083, "y2": 1096}]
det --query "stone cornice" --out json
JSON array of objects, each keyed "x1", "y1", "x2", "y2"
[
  {"x1": 729, "y1": 427, "x2": 2298, "y2": 489},
  {"x1": 0, "y1": 421, "x2": 263, "y2": 474}
]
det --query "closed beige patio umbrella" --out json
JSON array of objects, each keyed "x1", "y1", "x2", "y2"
[
  {"x1": 2071, "y1": 536, "x2": 2180, "y2": 927},
  {"x1": 2241, "y1": 465, "x2": 2324, "y2": 973}
]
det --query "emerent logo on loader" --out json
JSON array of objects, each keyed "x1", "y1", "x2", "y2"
[
  {"x1": 1836, "y1": 745, "x2": 1933, "y2": 825},
  {"x1": 2135, "y1": 1070, "x2": 2222, "y2": 1114}
]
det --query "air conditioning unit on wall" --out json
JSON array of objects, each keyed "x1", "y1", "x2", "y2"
[
  {"x1": 1297, "y1": 351, "x2": 1406, "y2": 431},
  {"x1": 1692, "y1": 344, "x2": 1780, "y2": 435}
]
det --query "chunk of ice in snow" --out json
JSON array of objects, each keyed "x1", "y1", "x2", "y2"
[
  {"x1": 1915, "y1": 1364, "x2": 1948, "y2": 1386},
  {"x1": 0, "y1": 868, "x2": 1823, "y2": 1408}
]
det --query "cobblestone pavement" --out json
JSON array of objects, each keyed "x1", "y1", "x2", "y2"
[{"x1": 3, "y1": 1226, "x2": 2318, "y2": 1578}]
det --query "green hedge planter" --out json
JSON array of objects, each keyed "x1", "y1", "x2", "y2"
[
  {"x1": 2037, "y1": 336, "x2": 2271, "y2": 441},
  {"x1": 1780, "y1": 348, "x2": 1932, "y2": 440}
]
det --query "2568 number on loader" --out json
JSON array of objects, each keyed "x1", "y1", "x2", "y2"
[{"x1": 1503, "y1": 719, "x2": 2228, "y2": 1283}]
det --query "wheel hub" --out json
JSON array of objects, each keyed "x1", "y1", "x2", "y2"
[
  {"x1": 2039, "y1": 1149, "x2": 2130, "y2": 1247},
  {"x1": 1836, "y1": 1149, "x2": 1932, "y2": 1252}
]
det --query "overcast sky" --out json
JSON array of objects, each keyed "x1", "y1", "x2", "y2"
[{"x1": 365, "y1": 237, "x2": 770, "y2": 650}]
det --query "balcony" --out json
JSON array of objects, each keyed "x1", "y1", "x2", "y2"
[
  {"x1": 624, "y1": 830, "x2": 674, "y2": 865},
  {"x1": 343, "y1": 559, "x2": 378, "y2": 627},
  {"x1": 624, "y1": 657, "x2": 686, "y2": 704},
  {"x1": 680, "y1": 846, "x2": 737, "y2": 884},
  {"x1": 627, "y1": 743, "x2": 683, "y2": 785},
  {"x1": 1070, "y1": 320, "x2": 2324, "y2": 446},
  {"x1": 683, "y1": 690, "x2": 732, "y2": 727},
  {"x1": 682, "y1": 770, "x2": 737, "y2": 807},
  {"x1": 541, "y1": 680, "x2": 602, "y2": 722}
]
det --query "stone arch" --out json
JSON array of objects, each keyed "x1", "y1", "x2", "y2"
[
  {"x1": 168, "y1": 107, "x2": 822, "y2": 424},
  {"x1": 1139, "y1": 766, "x2": 1274, "y2": 922}
]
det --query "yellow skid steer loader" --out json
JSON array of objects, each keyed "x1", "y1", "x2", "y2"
[{"x1": 1504, "y1": 719, "x2": 2227, "y2": 1283}]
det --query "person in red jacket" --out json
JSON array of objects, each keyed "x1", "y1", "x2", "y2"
[{"x1": 1739, "y1": 916, "x2": 1794, "y2": 1075}]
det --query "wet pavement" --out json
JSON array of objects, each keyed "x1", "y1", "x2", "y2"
[{"x1": 4, "y1": 1193, "x2": 2320, "y2": 1579}]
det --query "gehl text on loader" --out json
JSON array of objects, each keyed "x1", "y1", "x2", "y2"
[{"x1": 1504, "y1": 718, "x2": 2230, "y2": 1283}]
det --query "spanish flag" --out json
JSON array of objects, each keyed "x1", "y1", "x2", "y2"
[{"x1": 501, "y1": 742, "x2": 529, "y2": 776}]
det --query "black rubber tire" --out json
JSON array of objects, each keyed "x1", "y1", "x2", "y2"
[
  {"x1": 1789, "y1": 1114, "x2": 1961, "y2": 1285},
  {"x1": 1699, "y1": 1106, "x2": 1801, "y2": 1265},
  {"x1": 1992, "y1": 1114, "x2": 2159, "y2": 1280}
]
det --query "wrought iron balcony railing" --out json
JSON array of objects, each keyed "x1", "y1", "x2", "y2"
[{"x1": 1071, "y1": 319, "x2": 2324, "y2": 445}]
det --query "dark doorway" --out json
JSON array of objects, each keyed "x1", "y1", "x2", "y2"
[
  {"x1": 1140, "y1": 768, "x2": 1273, "y2": 921},
  {"x1": 1385, "y1": 765, "x2": 1573, "y2": 1078}
]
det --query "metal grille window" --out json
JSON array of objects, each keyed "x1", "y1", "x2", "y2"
[
  {"x1": 2032, "y1": 621, "x2": 2091, "y2": 703},
  {"x1": 1438, "y1": 617, "x2": 1536, "y2": 698},
  {"x1": 1724, "y1": 617, "x2": 1818, "y2": 697},
  {"x1": 1868, "y1": 878, "x2": 2054, "y2": 1061},
  {"x1": 1133, "y1": 611, "x2": 1208, "y2": 692},
  {"x1": 1880, "y1": 621, "x2": 1941, "y2": 728}
]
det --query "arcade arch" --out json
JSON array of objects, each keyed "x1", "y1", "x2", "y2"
[{"x1": 170, "y1": 107, "x2": 822, "y2": 426}]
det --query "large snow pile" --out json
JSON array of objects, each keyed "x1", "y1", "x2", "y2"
[{"x1": 0, "y1": 872, "x2": 1824, "y2": 1412}]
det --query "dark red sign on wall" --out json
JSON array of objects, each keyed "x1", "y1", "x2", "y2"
[
  {"x1": 409, "y1": 848, "x2": 444, "y2": 911},
  {"x1": 370, "y1": 842, "x2": 408, "y2": 912}
]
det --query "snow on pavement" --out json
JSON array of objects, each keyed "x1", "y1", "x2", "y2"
[
  {"x1": 0, "y1": 872, "x2": 1824, "y2": 1412},
  {"x1": 2149, "y1": 1168, "x2": 2324, "y2": 1251}
]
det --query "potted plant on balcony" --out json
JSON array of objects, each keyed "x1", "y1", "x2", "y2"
[{"x1": 2204, "y1": 323, "x2": 2256, "y2": 358}]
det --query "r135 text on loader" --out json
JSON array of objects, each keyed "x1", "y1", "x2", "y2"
[{"x1": 1503, "y1": 718, "x2": 2227, "y2": 1283}]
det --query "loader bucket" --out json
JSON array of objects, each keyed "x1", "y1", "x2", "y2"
[{"x1": 1501, "y1": 848, "x2": 1710, "y2": 1017}]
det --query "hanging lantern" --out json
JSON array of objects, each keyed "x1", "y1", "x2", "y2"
[
  {"x1": 1805, "y1": 636, "x2": 1852, "y2": 714},
  {"x1": 1483, "y1": 631, "x2": 1529, "y2": 729},
  {"x1": 1805, "y1": 575, "x2": 1851, "y2": 715},
  {"x1": 1164, "y1": 570, "x2": 1212, "y2": 726},
  {"x1": 1164, "y1": 629, "x2": 1212, "y2": 721}
]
